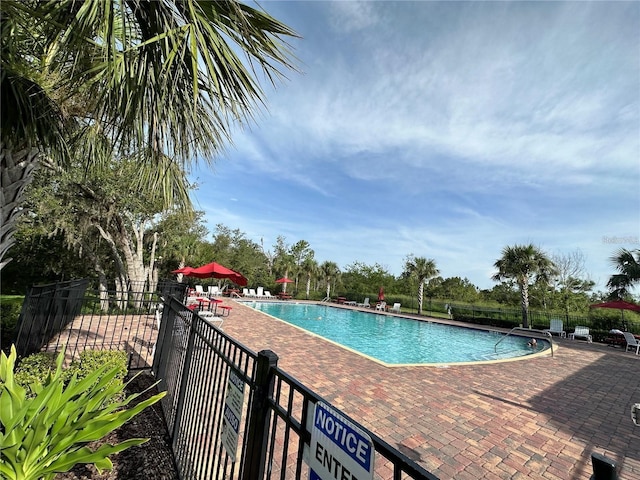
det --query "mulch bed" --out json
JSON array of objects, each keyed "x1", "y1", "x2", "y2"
[{"x1": 54, "y1": 372, "x2": 179, "y2": 480}]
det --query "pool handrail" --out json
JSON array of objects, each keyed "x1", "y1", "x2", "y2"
[{"x1": 495, "y1": 327, "x2": 554, "y2": 357}]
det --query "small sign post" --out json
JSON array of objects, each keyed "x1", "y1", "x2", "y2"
[
  {"x1": 309, "y1": 402, "x2": 375, "y2": 480},
  {"x1": 221, "y1": 368, "x2": 245, "y2": 462}
]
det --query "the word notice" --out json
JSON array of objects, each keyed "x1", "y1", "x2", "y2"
[{"x1": 309, "y1": 402, "x2": 374, "y2": 480}]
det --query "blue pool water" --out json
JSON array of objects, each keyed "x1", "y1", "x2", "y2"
[{"x1": 243, "y1": 302, "x2": 549, "y2": 365}]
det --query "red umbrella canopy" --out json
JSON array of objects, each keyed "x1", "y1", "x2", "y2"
[
  {"x1": 275, "y1": 277, "x2": 293, "y2": 293},
  {"x1": 186, "y1": 262, "x2": 248, "y2": 286},
  {"x1": 590, "y1": 300, "x2": 640, "y2": 312},
  {"x1": 275, "y1": 277, "x2": 294, "y2": 284},
  {"x1": 171, "y1": 266, "x2": 195, "y2": 275}
]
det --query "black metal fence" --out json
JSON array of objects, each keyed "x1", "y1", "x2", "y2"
[
  {"x1": 14, "y1": 279, "x2": 90, "y2": 358},
  {"x1": 12, "y1": 280, "x2": 187, "y2": 369},
  {"x1": 153, "y1": 295, "x2": 439, "y2": 479}
]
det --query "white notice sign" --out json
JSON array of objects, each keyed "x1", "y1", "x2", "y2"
[
  {"x1": 221, "y1": 368, "x2": 245, "y2": 462},
  {"x1": 309, "y1": 402, "x2": 374, "y2": 480}
]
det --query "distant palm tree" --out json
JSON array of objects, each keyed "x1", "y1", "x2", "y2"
[
  {"x1": 320, "y1": 261, "x2": 340, "y2": 301},
  {"x1": 607, "y1": 248, "x2": 640, "y2": 299},
  {"x1": 403, "y1": 256, "x2": 439, "y2": 315},
  {"x1": 1, "y1": 0, "x2": 297, "y2": 271},
  {"x1": 301, "y1": 257, "x2": 319, "y2": 299},
  {"x1": 492, "y1": 244, "x2": 557, "y2": 328}
]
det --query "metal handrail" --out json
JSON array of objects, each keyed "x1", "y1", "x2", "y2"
[{"x1": 495, "y1": 327, "x2": 554, "y2": 357}]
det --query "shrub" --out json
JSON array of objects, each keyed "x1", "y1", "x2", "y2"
[
  {"x1": 0, "y1": 345, "x2": 166, "y2": 479},
  {"x1": 14, "y1": 352, "x2": 58, "y2": 397},
  {"x1": 0, "y1": 296, "x2": 24, "y2": 352}
]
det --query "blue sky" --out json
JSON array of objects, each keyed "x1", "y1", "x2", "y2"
[{"x1": 189, "y1": 1, "x2": 640, "y2": 292}]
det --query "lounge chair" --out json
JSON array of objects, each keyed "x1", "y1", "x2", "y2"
[
  {"x1": 248, "y1": 288, "x2": 257, "y2": 297},
  {"x1": 357, "y1": 298, "x2": 370, "y2": 308},
  {"x1": 256, "y1": 286, "x2": 265, "y2": 298},
  {"x1": 197, "y1": 310, "x2": 224, "y2": 329},
  {"x1": 195, "y1": 285, "x2": 205, "y2": 295},
  {"x1": 569, "y1": 326, "x2": 592, "y2": 343},
  {"x1": 623, "y1": 332, "x2": 640, "y2": 354},
  {"x1": 264, "y1": 290, "x2": 273, "y2": 298},
  {"x1": 543, "y1": 319, "x2": 566, "y2": 338},
  {"x1": 375, "y1": 301, "x2": 386, "y2": 311},
  {"x1": 207, "y1": 286, "x2": 220, "y2": 296},
  {"x1": 242, "y1": 288, "x2": 250, "y2": 297},
  {"x1": 389, "y1": 303, "x2": 401, "y2": 313}
]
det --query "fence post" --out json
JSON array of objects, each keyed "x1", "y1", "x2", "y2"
[{"x1": 242, "y1": 349, "x2": 279, "y2": 480}]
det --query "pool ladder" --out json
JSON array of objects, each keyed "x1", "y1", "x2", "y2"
[{"x1": 495, "y1": 327, "x2": 554, "y2": 357}]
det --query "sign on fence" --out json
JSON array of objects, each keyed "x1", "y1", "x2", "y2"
[
  {"x1": 309, "y1": 402, "x2": 374, "y2": 480},
  {"x1": 221, "y1": 368, "x2": 245, "y2": 462}
]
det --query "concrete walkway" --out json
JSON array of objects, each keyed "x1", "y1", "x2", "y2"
[{"x1": 222, "y1": 300, "x2": 640, "y2": 480}]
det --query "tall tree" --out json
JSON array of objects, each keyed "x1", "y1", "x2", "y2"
[
  {"x1": 301, "y1": 256, "x2": 318, "y2": 300},
  {"x1": 551, "y1": 250, "x2": 594, "y2": 318},
  {"x1": 320, "y1": 261, "x2": 340, "y2": 301},
  {"x1": 290, "y1": 240, "x2": 313, "y2": 293},
  {"x1": 403, "y1": 255, "x2": 439, "y2": 315},
  {"x1": 1, "y1": 0, "x2": 297, "y2": 271},
  {"x1": 607, "y1": 248, "x2": 640, "y2": 299},
  {"x1": 492, "y1": 244, "x2": 557, "y2": 328}
]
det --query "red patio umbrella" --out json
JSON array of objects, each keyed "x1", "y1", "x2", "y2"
[
  {"x1": 378, "y1": 286, "x2": 385, "y2": 302},
  {"x1": 590, "y1": 299, "x2": 640, "y2": 323},
  {"x1": 171, "y1": 266, "x2": 195, "y2": 275},
  {"x1": 590, "y1": 300, "x2": 640, "y2": 312},
  {"x1": 275, "y1": 277, "x2": 293, "y2": 293},
  {"x1": 185, "y1": 262, "x2": 248, "y2": 286}
]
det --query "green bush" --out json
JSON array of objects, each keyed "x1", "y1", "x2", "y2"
[
  {"x1": 14, "y1": 349, "x2": 129, "y2": 401},
  {"x1": 0, "y1": 296, "x2": 24, "y2": 352},
  {"x1": 14, "y1": 352, "x2": 58, "y2": 396},
  {"x1": 0, "y1": 345, "x2": 166, "y2": 480}
]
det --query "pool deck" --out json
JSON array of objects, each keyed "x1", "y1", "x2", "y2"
[{"x1": 222, "y1": 300, "x2": 640, "y2": 480}]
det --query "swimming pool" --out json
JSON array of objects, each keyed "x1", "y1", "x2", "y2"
[{"x1": 242, "y1": 302, "x2": 550, "y2": 365}]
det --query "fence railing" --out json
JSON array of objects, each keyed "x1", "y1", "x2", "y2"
[
  {"x1": 12, "y1": 280, "x2": 187, "y2": 369},
  {"x1": 153, "y1": 295, "x2": 439, "y2": 479}
]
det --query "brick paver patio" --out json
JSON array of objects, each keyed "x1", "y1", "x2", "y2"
[{"x1": 221, "y1": 300, "x2": 640, "y2": 480}]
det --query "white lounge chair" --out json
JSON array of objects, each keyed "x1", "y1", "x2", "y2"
[
  {"x1": 195, "y1": 285, "x2": 205, "y2": 295},
  {"x1": 569, "y1": 326, "x2": 592, "y2": 343},
  {"x1": 375, "y1": 301, "x2": 386, "y2": 311},
  {"x1": 357, "y1": 298, "x2": 370, "y2": 308},
  {"x1": 208, "y1": 286, "x2": 220, "y2": 296},
  {"x1": 543, "y1": 319, "x2": 566, "y2": 338},
  {"x1": 256, "y1": 286, "x2": 265, "y2": 298},
  {"x1": 389, "y1": 303, "x2": 401, "y2": 313},
  {"x1": 623, "y1": 332, "x2": 640, "y2": 354},
  {"x1": 264, "y1": 291, "x2": 273, "y2": 298},
  {"x1": 248, "y1": 288, "x2": 257, "y2": 297},
  {"x1": 242, "y1": 288, "x2": 250, "y2": 297},
  {"x1": 197, "y1": 310, "x2": 224, "y2": 329}
]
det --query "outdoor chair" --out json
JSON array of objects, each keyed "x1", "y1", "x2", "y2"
[
  {"x1": 569, "y1": 326, "x2": 592, "y2": 343},
  {"x1": 389, "y1": 303, "x2": 401, "y2": 313},
  {"x1": 543, "y1": 319, "x2": 566, "y2": 338},
  {"x1": 357, "y1": 298, "x2": 370, "y2": 308},
  {"x1": 622, "y1": 332, "x2": 640, "y2": 354},
  {"x1": 375, "y1": 301, "x2": 386, "y2": 311}
]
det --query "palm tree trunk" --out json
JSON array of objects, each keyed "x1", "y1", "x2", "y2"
[
  {"x1": 520, "y1": 281, "x2": 530, "y2": 328},
  {"x1": 417, "y1": 281, "x2": 424, "y2": 315},
  {"x1": 0, "y1": 141, "x2": 41, "y2": 271}
]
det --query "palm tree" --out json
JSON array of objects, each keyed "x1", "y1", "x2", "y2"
[
  {"x1": 301, "y1": 257, "x2": 318, "y2": 300},
  {"x1": 492, "y1": 244, "x2": 557, "y2": 328},
  {"x1": 320, "y1": 261, "x2": 340, "y2": 301},
  {"x1": 403, "y1": 256, "x2": 439, "y2": 315},
  {"x1": 1, "y1": 0, "x2": 297, "y2": 271},
  {"x1": 607, "y1": 248, "x2": 640, "y2": 299}
]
